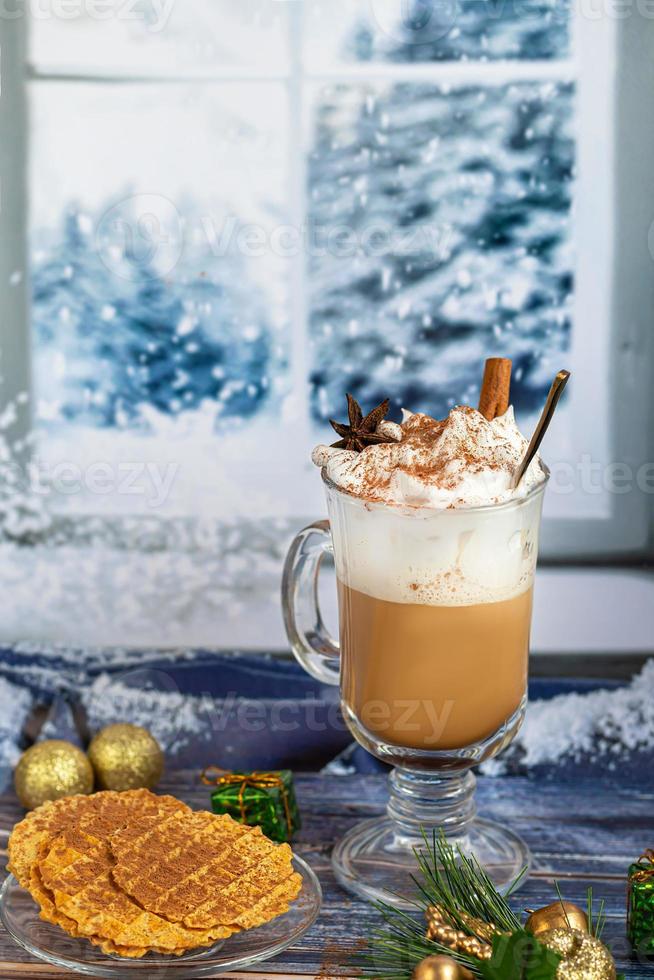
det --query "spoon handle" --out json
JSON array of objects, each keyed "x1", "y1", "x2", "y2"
[{"x1": 513, "y1": 370, "x2": 570, "y2": 489}]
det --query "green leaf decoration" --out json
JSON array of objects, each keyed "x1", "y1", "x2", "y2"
[{"x1": 480, "y1": 931, "x2": 561, "y2": 980}]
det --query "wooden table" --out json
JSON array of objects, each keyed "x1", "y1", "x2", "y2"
[{"x1": 0, "y1": 770, "x2": 650, "y2": 978}]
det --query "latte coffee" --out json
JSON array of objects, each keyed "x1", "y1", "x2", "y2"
[{"x1": 339, "y1": 580, "x2": 532, "y2": 751}]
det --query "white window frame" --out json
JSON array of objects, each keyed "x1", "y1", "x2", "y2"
[
  {"x1": 0, "y1": 2, "x2": 652, "y2": 564},
  {"x1": 555, "y1": 4, "x2": 654, "y2": 558},
  {"x1": 0, "y1": 18, "x2": 30, "y2": 453}
]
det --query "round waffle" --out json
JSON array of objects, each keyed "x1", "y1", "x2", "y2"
[
  {"x1": 38, "y1": 828, "x2": 232, "y2": 955},
  {"x1": 8, "y1": 789, "x2": 187, "y2": 890},
  {"x1": 109, "y1": 809, "x2": 302, "y2": 932},
  {"x1": 8, "y1": 794, "x2": 95, "y2": 890}
]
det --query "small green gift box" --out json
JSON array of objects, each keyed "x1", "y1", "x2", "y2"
[
  {"x1": 202, "y1": 768, "x2": 301, "y2": 843},
  {"x1": 628, "y1": 850, "x2": 654, "y2": 957}
]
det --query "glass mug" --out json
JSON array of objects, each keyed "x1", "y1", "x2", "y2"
[{"x1": 282, "y1": 468, "x2": 548, "y2": 906}]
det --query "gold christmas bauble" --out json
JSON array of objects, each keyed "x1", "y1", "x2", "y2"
[
  {"x1": 14, "y1": 740, "x2": 94, "y2": 810},
  {"x1": 412, "y1": 955, "x2": 474, "y2": 980},
  {"x1": 88, "y1": 723, "x2": 163, "y2": 791},
  {"x1": 540, "y1": 928, "x2": 616, "y2": 980},
  {"x1": 526, "y1": 901, "x2": 589, "y2": 936}
]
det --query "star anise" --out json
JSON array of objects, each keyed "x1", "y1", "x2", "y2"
[{"x1": 330, "y1": 394, "x2": 395, "y2": 452}]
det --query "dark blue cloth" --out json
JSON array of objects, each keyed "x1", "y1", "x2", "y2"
[
  {"x1": 0, "y1": 646, "x2": 637, "y2": 776},
  {"x1": 5, "y1": 648, "x2": 349, "y2": 771}
]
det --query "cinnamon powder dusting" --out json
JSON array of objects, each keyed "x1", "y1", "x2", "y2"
[
  {"x1": 316, "y1": 402, "x2": 543, "y2": 508},
  {"x1": 353, "y1": 406, "x2": 516, "y2": 504}
]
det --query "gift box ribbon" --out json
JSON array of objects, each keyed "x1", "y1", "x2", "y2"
[
  {"x1": 201, "y1": 767, "x2": 294, "y2": 834},
  {"x1": 632, "y1": 849, "x2": 654, "y2": 882}
]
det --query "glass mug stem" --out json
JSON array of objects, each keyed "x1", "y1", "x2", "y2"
[{"x1": 387, "y1": 768, "x2": 476, "y2": 845}]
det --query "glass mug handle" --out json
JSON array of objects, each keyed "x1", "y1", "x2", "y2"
[{"x1": 281, "y1": 520, "x2": 340, "y2": 686}]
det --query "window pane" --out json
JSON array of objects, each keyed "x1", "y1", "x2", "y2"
[
  {"x1": 30, "y1": 81, "x2": 293, "y2": 519},
  {"x1": 29, "y1": 0, "x2": 289, "y2": 73},
  {"x1": 304, "y1": 0, "x2": 571, "y2": 66},
  {"x1": 308, "y1": 80, "x2": 575, "y2": 428}
]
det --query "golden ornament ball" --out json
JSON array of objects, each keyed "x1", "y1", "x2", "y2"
[
  {"x1": 526, "y1": 901, "x2": 589, "y2": 936},
  {"x1": 14, "y1": 740, "x2": 94, "y2": 810},
  {"x1": 412, "y1": 955, "x2": 474, "y2": 980},
  {"x1": 88, "y1": 723, "x2": 163, "y2": 791},
  {"x1": 540, "y1": 927, "x2": 616, "y2": 980}
]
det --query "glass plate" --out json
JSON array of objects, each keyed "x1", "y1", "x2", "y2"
[{"x1": 0, "y1": 856, "x2": 321, "y2": 978}]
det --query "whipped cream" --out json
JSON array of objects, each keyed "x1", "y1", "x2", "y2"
[{"x1": 313, "y1": 405, "x2": 545, "y2": 509}]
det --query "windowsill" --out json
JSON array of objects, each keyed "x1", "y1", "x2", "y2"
[{"x1": 530, "y1": 566, "x2": 654, "y2": 654}]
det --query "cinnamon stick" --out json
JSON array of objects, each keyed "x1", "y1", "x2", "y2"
[{"x1": 478, "y1": 357, "x2": 512, "y2": 420}]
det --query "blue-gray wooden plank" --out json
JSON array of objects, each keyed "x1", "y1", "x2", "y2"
[{"x1": 0, "y1": 771, "x2": 650, "y2": 978}]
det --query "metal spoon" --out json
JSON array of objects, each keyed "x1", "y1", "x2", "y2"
[{"x1": 513, "y1": 369, "x2": 571, "y2": 489}]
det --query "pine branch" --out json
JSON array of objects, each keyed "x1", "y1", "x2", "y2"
[
  {"x1": 585, "y1": 886, "x2": 607, "y2": 940},
  {"x1": 361, "y1": 831, "x2": 526, "y2": 978},
  {"x1": 553, "y1": 882, "x2": 572, "y2": 929},
  {"x1": 360, "y1": 832, "x2": 616, "y2": 979},
  {"x1": 414, "y1": 830, "x2": 523, "y2": 933}
]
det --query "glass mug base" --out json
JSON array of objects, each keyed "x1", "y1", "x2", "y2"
[
  {"x1": 332, "y1": 705, "x2": 530, "y2": 907},
  {"x1": 331, "y1": 810, "x2": 531, "y2": 907}
]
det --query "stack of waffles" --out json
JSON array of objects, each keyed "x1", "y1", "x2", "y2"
[{"x1": 7, "y1": 788, "x2": 302, "y2": 959}]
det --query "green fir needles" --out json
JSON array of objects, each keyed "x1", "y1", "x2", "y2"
[{"x1": 362, "y1": 831, "x2": 614, "y2": 980}]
